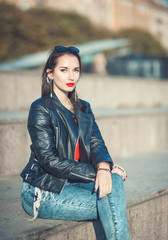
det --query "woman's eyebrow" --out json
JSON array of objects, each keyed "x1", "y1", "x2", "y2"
[{"x1": 59, "y1": 66, "x2": 80, "y2": 69}]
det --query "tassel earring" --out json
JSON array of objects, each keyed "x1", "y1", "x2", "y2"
[
  {"x1": 74, "y1": 88, "x2": 77, "y2": 102},
  {"x1": 46, "y1": 76, "x2": 51, "y2": 84},
  {"x1": 50, "y1": 79, "x2": 53, "y2": 97},
  {"x1": 46, "y1": 76, "x2": 53, "y2": 97}
]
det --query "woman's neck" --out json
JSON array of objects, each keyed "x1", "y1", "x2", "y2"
[{"x1": 53, "y1": 88, "x2": 74, "y2": 113}]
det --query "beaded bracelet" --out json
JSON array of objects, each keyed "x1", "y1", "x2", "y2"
[{"x1": 97, "y1": 168, "x2": 111, "y2": 173}]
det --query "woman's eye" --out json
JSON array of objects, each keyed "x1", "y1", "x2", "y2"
[
  {"x1": 61, "y1": 69, "x2": 66, "y2": 72},
  {"x1": 74, "y1": 69, "x2": 80, "y2": 72}
]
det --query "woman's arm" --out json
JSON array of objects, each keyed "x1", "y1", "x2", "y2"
[
  {"x1": 86, "y1": 104, "x2": 127, "y2": 198},
  {"x1": 87, "y1": 104, "x2": 113, "y2": 198},
  {"x1": 28, "y1": 100, "x2": 96, "y2": 182}
]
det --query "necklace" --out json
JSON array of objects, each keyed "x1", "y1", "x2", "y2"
[{"x1": 67, "y1": 99, "x2": 74, "y2": 113}]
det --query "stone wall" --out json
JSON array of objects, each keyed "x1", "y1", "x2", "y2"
[
  {"x1": 0, "y1": 71, "x2": 168, "y2": 111},
  {"x1": 97, "y1": 111, "x2": 168, "y2": 158},
  {"x1": 0, "y1": 110, "x2": 168, "y2": 176}
]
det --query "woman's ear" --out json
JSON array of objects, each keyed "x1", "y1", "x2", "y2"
[{"x1": 46, "y1": 69, "x2": 53, "y2": 79}]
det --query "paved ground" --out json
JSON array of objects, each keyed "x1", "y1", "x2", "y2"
[
  {"x1": 116, "y1": 150, "x2": 168, "y2": 202},
  {"x1": 0, "y1": 151, "x2": 168, "y2": 240}
]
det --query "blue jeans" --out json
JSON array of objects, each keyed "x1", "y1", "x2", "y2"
[{"x1": 21, "y1": 174, "x2": 130, "y2": 240}]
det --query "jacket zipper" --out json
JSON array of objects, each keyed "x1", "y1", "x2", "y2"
[
  {"x1": 70, "y1": 171, "x2": 95, "y2": 182},
  {"x1": 55, "y1": 127, "x2": 59, "y2": 149}
]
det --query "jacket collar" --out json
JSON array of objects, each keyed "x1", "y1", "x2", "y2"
[
  {"x1": 51, "y1": 91, "x2": 65, "y2": 109},
  {"x1": 49, "y1": 91, "x2": 93, "y2": 161},
  {"x1": 49, "y1": 91, "x2": 93, "y2": 124}
]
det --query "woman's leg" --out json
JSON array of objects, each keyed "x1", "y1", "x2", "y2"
[
  {"x1": 21, "y1": 181, "x2": 98, "y2": 221},
  {"x1": 21, "y1": 175, "x2": 129, "y2": 240},
  {"x1": 97, "y1": 174, "x2": 130, "y2": 240}
]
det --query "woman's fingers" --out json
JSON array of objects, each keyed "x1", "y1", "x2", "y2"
[
  {"x1": 95, "y1": 163, "x2": 127, "y2": 199},
  {"x1": 99, "y1": 185, "x2": 106, "y2": 199},
  {"x1": 112, "y1": 164, "x2": 127, "y2": 181},
  {"x1": 99, "y1": 182, "x2": 112, "y2": 198},
  {"x1": 95, "y1": 171, "x2": 112, "y2": 199},
  {"x1": 95, "y1": 176, "x2": 99, "y2": 192}
]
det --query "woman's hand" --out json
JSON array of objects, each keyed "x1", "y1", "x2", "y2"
[
  {"x1": 95, "y1": 162, "x2": 112, "y2": 199},
  {"x1": 112, "y1": 164, "x2": 127, "y2": 181}
]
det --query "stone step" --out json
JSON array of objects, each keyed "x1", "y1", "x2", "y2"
[
  {"x1": 0, "y1": 108, "x2": 168, "y2": 176},
  {"x1": 0, "y1": 151, "x2": 168, "y2": 240}
]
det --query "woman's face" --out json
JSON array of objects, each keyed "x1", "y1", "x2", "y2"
[{"x1": 47, "y1": 54, "x2": 80, "y2": 96}]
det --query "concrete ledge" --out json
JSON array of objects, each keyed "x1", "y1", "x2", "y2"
[
  {"x1": 0, "y1": 162, "x2": 168, "y2": 240},
  {"x1": 0, "y1": 109, "x2": 168, "y2": 176},
  {"x1": 0, "y1": 71, "x2": 168, "y2": 111},
  {"x1": 11, "y1": 185, "x2": 168, "y2": 240},
  {"x1": 96, "y1": 108, "x2": 168, "y2": 158},
  {"x1": 1, "y1": 151, "x2": 168, "y2": 240},
  {"x1": 0, "y1": 119, "x2": 30, "y2": 176},
  {"x1": 127, "y1": 188, "x2": 168, "y2": 240}
]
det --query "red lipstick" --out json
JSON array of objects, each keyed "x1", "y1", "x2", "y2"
[{"x1": 66, "y1": 83, "x2": 74, "y2": 87}]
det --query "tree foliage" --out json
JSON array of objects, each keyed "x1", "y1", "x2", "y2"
[
  {"x1": 0, "y1": 2, "x2": 114, "y2": 61},
  {"x1": 0, "y1": 2, "x2": 166, "y2": 62},
  {"x1": 118, "y1": 28, "x2": 167, "y2": 57}
]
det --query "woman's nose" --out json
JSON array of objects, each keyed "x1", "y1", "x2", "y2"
[{"x1": 69, "y1": 71, "x2": 74, "y2": 80}]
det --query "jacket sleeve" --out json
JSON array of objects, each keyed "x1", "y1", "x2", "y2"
[
  {"x1": 28, "y1": 100, "x2": 96, "y2": 182},
  {"x1": 88, "y1": 104, "x2": 113, "y2": 169}
]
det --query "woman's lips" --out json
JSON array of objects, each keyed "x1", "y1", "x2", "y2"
[{"x1": 66, "y1": 83, "x2": 74, "y2": 87}]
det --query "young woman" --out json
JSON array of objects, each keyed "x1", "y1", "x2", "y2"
[{"x1": 21, "y1": 46, "x2": 130, "y2": 240}]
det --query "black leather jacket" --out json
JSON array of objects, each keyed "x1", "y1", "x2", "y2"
[{"x1": 21, "y1": 92, "x2": 113, "y2": 194}]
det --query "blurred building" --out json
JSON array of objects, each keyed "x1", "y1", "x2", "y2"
[
  {"x1": 3, "y1": 0, "x2": 168, "y2": 49},
  {"x1": 112, "y1": 0, "x2": 168, "y2": 50}
]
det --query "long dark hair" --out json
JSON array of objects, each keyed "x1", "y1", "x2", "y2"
[{"x1": 41, "y1": 47, "x2": 84, "y2": 111}]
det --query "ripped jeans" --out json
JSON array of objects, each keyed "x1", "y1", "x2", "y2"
[{"x1": 21, "y1": 174, "x2": 130, "y2": 240}]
